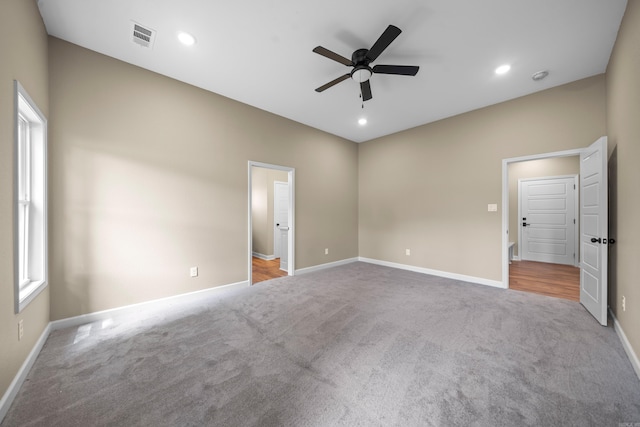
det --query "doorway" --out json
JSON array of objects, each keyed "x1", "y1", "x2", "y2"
[
  {"x1": 248, "y1": 161, "x2": 295, "y2": 285},
  {"x1": 502, "y1": 137, "x2": 609, "y2": 325},
  {"x1": 507, "y1": 158, "x2": 580, "y2": 301}
]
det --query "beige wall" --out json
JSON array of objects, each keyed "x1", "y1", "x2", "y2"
[
  {"x1": 251, "y1": 167, "x2": 288, "y2": 257},
  {"x1": 359, "y1": 74, "x2": 606, "y2": 281},
  {"x1": 606, "y1": 0, "x2": 640, "y2": 367},
  {"x1": 0, "y1": 0, "x2": 50, "y2": 404},
  {"x1": 508, "y1": 157, "x2": 580, "y2": 257},
  {"x1": 48, "y1": 38, "x2": 358, "y2": 320}
]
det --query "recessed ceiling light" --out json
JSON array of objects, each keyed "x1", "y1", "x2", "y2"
[
  {"x1": 495, "y1": 64, "x2": 511, "y2": 75},
  {"x1": 358, "y1": 118, "x2": 367, "y2": 126},
  {"x1": 177, "y1": 31, "x2": 196, "y2": 46}
]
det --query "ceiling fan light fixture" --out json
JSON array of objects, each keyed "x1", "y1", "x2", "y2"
[{"x1": 351, "y1": 67, "x2": 372, "y2": 83}]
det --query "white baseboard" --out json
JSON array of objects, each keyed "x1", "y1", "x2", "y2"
[
  {"x1": 252, "y1": 252, "x2": 275, "y2": 261},
  {"x1": 610, "y1": 309, "x2": 640, "y2": 380},
  {"x1": 358, "y1": 257, "x2": 506, "y2": 289},
  {"x1": 295, "y1": 257, "x2": 359, "y2": 275},
  {"x1": 51, "y1": 280, "x2": 249, "y2": 331},
  {"x1": 0, "y1": 322, "x2": 51, "y2": 423}
]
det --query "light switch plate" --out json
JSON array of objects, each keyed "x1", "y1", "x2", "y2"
[{"x1": 488, "y1": 204, "x2": 498, "y2": 212}]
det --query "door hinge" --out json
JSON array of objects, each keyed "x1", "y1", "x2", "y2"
[
  {"x1": 574, "y1": 219, "x2": 576, "y2": 224},
  {"x1": 574, "y1": 184, "x2": 576, "y2": 189}
]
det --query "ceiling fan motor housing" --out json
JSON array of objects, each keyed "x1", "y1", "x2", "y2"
[{"x1": 352, "y1": 48, "x2": 370, "y2": 66}]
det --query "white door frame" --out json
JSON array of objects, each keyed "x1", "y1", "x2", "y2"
[
  {"x1": 502, "y1": 148, "x2": 583, "y2": 289},
  {"x1": 517, "y1": 175, "x2": 579, "y2": 267},
  {"x1": 248, "y1": 161, "x2": 295, "y2": 285}
]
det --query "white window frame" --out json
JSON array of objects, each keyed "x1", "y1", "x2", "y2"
[{"x1": 14, "y1": 81, "x2": 48, "y2": 313}]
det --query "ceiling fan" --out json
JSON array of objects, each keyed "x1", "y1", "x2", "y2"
[{"x1": 313, "y1": 25, "x2": 419, "y2": 102}]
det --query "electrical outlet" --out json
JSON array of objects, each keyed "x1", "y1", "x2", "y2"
[
  {"x1": 406, "y1": 249, "x2": 411, "y2": 256},
  {"x1": 622, "y1": 295, "x2": 626, "y2": 312},
  {"x1": 18, "y1": 320, "x2": 24, "y2": 341},
  {"x1": 324, "y1": 248, "x2": 329, "y2": 255},
  {"x1": 190, "y1": 267, "x2": 198, "y2": 277}
]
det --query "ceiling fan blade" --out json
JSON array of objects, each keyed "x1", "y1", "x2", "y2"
[
  {"x1": 366, "y1": 25, "x2": 402, "y2": 62},
  {"x1": 315, "y1": 74, "x2": 351, "y2": 92},
  {"x1": 313, "y1": 46, "x2": 353, "y2": 66},
  {"x1": 361, "y1": 80, "x2": 372, "y2": 101},
  {"x1": 373, "y1": 65, "x2": 419, "y2": 76}
]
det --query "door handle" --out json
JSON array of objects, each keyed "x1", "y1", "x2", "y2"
[
  {"x1": 522, "y1": 222, "x2": 531, "y2": 227},
  {"x1": 590, "y1": 237, "x2": 616, "y2": 245}
]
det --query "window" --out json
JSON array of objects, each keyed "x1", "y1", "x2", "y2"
[{"x1": 14, "y1": 81, "x2": 48, "y2": 313}]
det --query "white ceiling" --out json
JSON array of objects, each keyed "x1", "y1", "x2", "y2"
[{"x1": 37, "y1": 0, "x2": 627, "y2": 143}]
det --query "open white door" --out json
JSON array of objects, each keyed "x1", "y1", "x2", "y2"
[
  {"x1": 274, "y1": 181, "x2": 289, "y2": 271},
  {"x1": 580, "y1": 137, "x2": 608, "y2": 326}
]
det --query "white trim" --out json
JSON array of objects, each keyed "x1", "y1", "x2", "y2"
[
  {"x1": 252, "y1": 252, "x2": 275, "y2": 261},
  {"x1": 0, "y1": 323, "x2": 51, "y2": 423},
  {"x1": 14, "y1": 80, "x2": 48, "y2": 314},
  {"x1": 504, "y1": 148, "x2": 584, "y2": 164},
  {"x1": 502, "y1": 147, "x2": 585, "y2": 289},
  {"x1": 51, "y1": 280, "x2": 248, "y2": 331},
  {"x1": 295, "y1": 257, "x2": 359, "y2": 275},
  {"x1": 610, "y1": 309, "x2": 640, "y2": 380},
  {"x1": 359, "y1": 257, "x2": 505, "y2": 289},
  {"x1": 248, "y1": 161, "x2": 295, "y2": 285}
]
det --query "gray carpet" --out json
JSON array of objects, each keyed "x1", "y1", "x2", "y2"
[{"x1": 2, "y1": 262, "x2": 639, "y2": 426}]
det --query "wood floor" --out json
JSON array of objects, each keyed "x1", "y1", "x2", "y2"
[
  {"x1": 252, "y1": 257, "x2": 288, "y2": 284},
  {"x1": 509, "y1": 260, "x2": 580, "y2": 301}
]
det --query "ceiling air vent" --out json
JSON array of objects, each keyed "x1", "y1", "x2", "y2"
[{"x1": 131, "y1": 22, "x2": 156, "y2": 48}]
